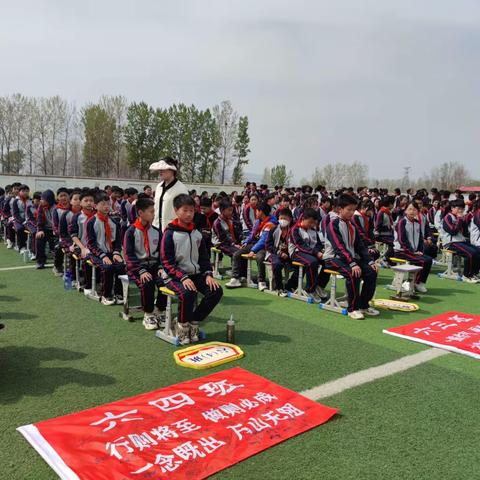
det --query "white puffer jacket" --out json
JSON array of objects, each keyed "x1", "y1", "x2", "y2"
[{"x1": 153, "y1": 179, "x2": 189, "y2": 232}]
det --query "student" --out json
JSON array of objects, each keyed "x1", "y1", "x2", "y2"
[
  {"x1": 374, "y1": 195, "x2": 395, "y2": 261},
  {"x1": 124, "y1": 197, "x2": 167, "y2": 330},
  {"x1": 25, "y1": 192, "x2": 41, "y2": 260},
  {"x1": 70, "y1": 190, "x2": 96, "y2": 295},
  {"x1": 4, "y1": 183, "x2": 20, "y2": 249},
  {"x1": 265, "y1": 208, "x2": 296, "y2": 296},
  {"x1": 120, "y1": 187, "x2": 139, "y2": 233},
  {"x1": 59, "y1": 190, "x2": 81, "y2": 249},
  {"x1": 12, "y1": 184, "x2": 31, "y2": 253},
  {"x1": 36, "y1": 189, "x2": 62, "y2": 271},
  {"x1": 469, "y1": 199, "x2": 480, "y2": 249},
  {"x1": 52, "y1": 188, "x2": 71, "y2": 276},
  {"x1": 161, "y1": 194, "x2": 223, "y2": 345},
  {"x1": 87, "y1": 192, "x2": 126, "y2": 305},
  {"x1": 194, "y1": 197, "x2": 218, "y2": 256},
  {"x1": 226, "y1": 202, "x2": 277, "y2": 290},
  {"x1": 324, "y1": 194, "x2": 379, "y2": 320},
  {"x1": 240, "y1": 193, "x2": 259, "y2": 239},
  {"x1": 393, "y1": 201, "x2": 433, "y2": 292},
  {"x1": 352, "y1": 199, "x2": 379, "y2": 260},
  {"x1": 441, "y1": 199, "x2": 480, "y2": 282},
  {"x1": 288, "y1": 208, "x2": 330, "y2": 302}
]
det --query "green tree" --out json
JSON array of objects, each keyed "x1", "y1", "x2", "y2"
[
  {"x1": 232, "y1": 116, "x2": 250, "y2": 184},
  {"x1": 124, "y1": 102, "x2": 166, "y2": 179},
  {"x1": 81, "y1": 104, "x2": 116, "y2": 177},
  {"x1": 270, "y1": 164, "x2": 292, "y2": 186}
]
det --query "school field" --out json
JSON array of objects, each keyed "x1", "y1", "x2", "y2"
[{"x1": 0, "y1": 246, "x2": 478, "y2": 480}]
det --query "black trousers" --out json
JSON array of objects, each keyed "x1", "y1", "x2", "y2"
[
  {"x1": 91, "y1": 254, "x2": 126, "y2": 298},
  {"x1": 128, "y1": 265, "x2": 167, "y2": 313}
]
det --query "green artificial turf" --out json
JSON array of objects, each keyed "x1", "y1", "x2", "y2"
[{"x1": 0, "y1": 246, "x2": 478, "y2": 479}]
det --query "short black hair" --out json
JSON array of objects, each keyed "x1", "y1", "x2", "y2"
[
  {"x1": 125, "y1": 187, "x2": 138, "y2": 197},
  {"x1": 257, "y1": 202, "x2": 271, "y2": 216},
  {"x1": 143, "y1": 185, "x2": 152, "y2": 190},
  {"x1": 450, "y1": 199, "x2": 465, "y2": 209},
  {"x1": 136, "y1": 197, "x2": 155, "y2": 212},
  {"x1": 95, "y1": 191, "x2": 110, "y2": 204},
  {"x1": 80, "y1": 189, "x2": 96, "y2": 201},
  {"x1": 32, "y1": 191, "x2": 42, "y2": 200},
  {"x1": 338, "y1": 194, "x2": 358, "y2": 209},
  {"x1": 173, "y1": 193, "x2": 195, "y2": 209},
  {"x1": 56, "y1": 187, "x2": 69, "y2": 195},
  {"x1": 19, "y1": 184, "x2": 30, "y2": 191},
  {"x1": 302, "y1": 208, "x2": 319, "y2": 221},
  {"x1": 200, "y1": 197, "x2": 212, "y2": 207},
  {"x1": 277, "y1": 208, "x2": 293, "y2": 219},
  {"x1": 219, "y1": 199, "x2": 233, "y2": 212}
]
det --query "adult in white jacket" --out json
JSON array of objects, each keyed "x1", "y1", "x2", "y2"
[{"x1": 150, "y1": 157, "x2": 189, "y2": 232}]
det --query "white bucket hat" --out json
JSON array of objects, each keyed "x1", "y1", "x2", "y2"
[{"x1": 149, "y1": 159, "x2": 177, "y2": 172}]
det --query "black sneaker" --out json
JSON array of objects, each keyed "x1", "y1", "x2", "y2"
[{"x1": 36, "y1": 263, "x2": 45, "y2": 269}]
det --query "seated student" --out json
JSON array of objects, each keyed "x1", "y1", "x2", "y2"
[
  {"x1": 352, "y1": 199, "x2": 380, "y2": 260},
  {"x1": 12, "y1": 184, "x2": 32, "y2": 254},
  {"x1": 87, "y1": 191, "x2": 126, "y2": 305},
  {"x1": 25, "y1": 191, "x2": 41, "y2": 260},
  {"x1": 59, "y1": 189, "x2": 82, "y2": 278},
  {"x1": 288, "y1": 207, "x2": 330, "y2": 302},
  {"x1": 161, "y1": 194, "x2": 223, "y2": 345},
  {"x1": 36, "y1": 189, "x2": 63, "y2": 271},
  {"x1": 441, "y1": 199, "x2": 480, "y2": 283},
  {"x1": 393, "y1": 201, "x2": 433, "y2": 293},
  {"x1": 226, "y1": 202, "x2": 277, "y2": 291},
  {"x1": 240, "y1": 193, "x2": 258, "y2": 239},
  {"x1": 374, "y1": 195, "x2": 395, "y2": 260},
  {"x1": 120, "y1": 187, "x2": 138, "y2": 238},
  {"x1": 413, "y1": 197, "x2": 438, "y2": 259},
  {"x1": 265, "y1": 208, "x2": 296, "y2": 296},
  {"x1": 427, "y1": 199, "x2": 440, "y2": 231},
  {"x1": 324, "y1": 194, "x2": 379, "y2": 320},
  {"x1": 194, "y1": 197, "x2": 218, "y2": 256},
  {"x1": 52, "y1": 187, "x2": 72, "y2": 276},
  {"x1": 469, "y1": 199, "x2": 480, "y2": 249},
  {"x1": 124, "y1": 197, "x2": 167, "y2": 330},
  {"x1": 4, "y1": 183, "x2": 20, "y2": 249},
  {"x1": 318, "y1": 197, "x2": 331, "y2": 221},
  {"x1": 70, "y1": 189, "x2": 96, "y2": 295}
]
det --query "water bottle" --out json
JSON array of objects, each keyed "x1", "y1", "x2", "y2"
[
  {"x1": 64, "y1": 270, "x2": 73, "y2": 291},
  {"x1": 226, "y1": 314, "x2": 235, "y2": 344}
]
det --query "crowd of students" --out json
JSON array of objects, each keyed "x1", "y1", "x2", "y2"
[{"x1": 1, "y1": 176, "x2": 480, "y2": 336}]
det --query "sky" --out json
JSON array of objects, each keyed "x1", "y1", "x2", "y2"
[{"x1": 1, "y1": 0, "x2": 480, "y2": 181}]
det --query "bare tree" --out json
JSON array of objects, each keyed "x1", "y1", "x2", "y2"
[{"x1": 213, "y1": 100, "x2": 238, "y2": 184}]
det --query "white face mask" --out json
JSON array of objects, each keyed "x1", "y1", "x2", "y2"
[{"x1": 279, "y1": 219, "x2": 290, "y2": 228}]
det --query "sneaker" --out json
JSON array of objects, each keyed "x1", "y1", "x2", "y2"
[
  {"x1": 362, "y1": 307, "x2": 380, "y2": 316},
  {"x1": 315, "y1": 286, "x2": 329, "y2": 301},
  {"x1": 402, "y1": 281, "x2": 411, "y2": 292},
  {"x1": 277, "y1": 289, "x2": 288, "y2": 298},
  {"x1": 19, "y1": 247, "x2": 27, "y2": 255},
  {"x1": 101, "y1": 296, "x2": 116, "y2": 306},
  {"x1": 35, "y1": 262, "x2": 45, "y2": 269},
  {"x1": 14, "y1": 245, "x2": 19, "y2": 251},
  {"x1": 414, "y1": 282, "x2": 428, "y2": 293},
  {"x1": 52, "y1": 267, "x2": 64, "y2": 277},
  {"x1": 115, "y1": 295, "x2": 124, "y2": 305},
  {"x1": 176, "y1": 322, "x2": 191, "y2": 345},
  {"x1": 29, "y1": 253, "x2": 36, "y2": 261},
  {"x1": 462, "y1": 276, "x2": 479, "y2": 284},
  {"x1": 83, "y1": 288, "x2": 92, "y2": 296},
  {"x1": 225, "y1": 278, "x2": 242, "y2": 289},
  {"x1": 143, "y1": 313, "x2": 159, "y2": 330},
  {"x1": 258, "y1": 281, "x2": 267, "y2": 292},
  {"x1": 6, "y1": 240, "x2": 13, "y2": 249},
  {"x1": 154, "y1": 308, "x2": 166, "y2": 328},
  {"x1": 190, "y1": 321, "x2": 200, "y2": 342},
  {"x1": 348, "y1": 310, "x2": 365, "y2": 320}
]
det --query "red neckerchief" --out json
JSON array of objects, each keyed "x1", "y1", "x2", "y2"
[
  {"x1": 171, "y1": 218, "x2": 195, "y2": 232},
  {"x1": 221, "y1": 215, "x2": 236, "y2": 242},
  {"x1": 380, "y1": 206, "x2": 391, "y2": 215},
  {"x1": 417, "y1": 212, "x2": 423, "y2": 225},
  {"x1": 345, "y1": 219, "x2": 355, "y2": 245},
  {"x1": 82, "y1": 209, "x2": 95, "y2": 219},
  {"x1": 254, "y1": 216, "x2": 271, "y2": 237},
  {"x1": 97, "y1": 212, "x2": 112, "y2": 249},
  {"x1": 360, "y1": 212, "x2": 370, "y2": 233},
  {"x1": 133, "y1": 219, "x2": 151, "y2": 256},
  {"x1": 56, "y1": 203, "x2": 70, "y2": 211},
  {"x1": 72, "y1": 206, "x2": 81, "y2": 214},
  {"x1": 205, "y1": 210, "x2": 216, "y2": 228}
]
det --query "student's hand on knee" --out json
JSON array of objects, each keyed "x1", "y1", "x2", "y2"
[
  {"x1": 182, "y1": 278, "x2": 197, "y2": 291},
  {"x1": 316, "y1": 252, "x2": 323, "y2": 259},
  {"x1": 246, "y1": 251, "x2": 255, "y2": 258},
  {"x1": 140, "y1": 272, "x2": 153, "y2": 284},
  {"x1": 206, "y1": 275, "x2": 220, "y2": 290},
  {"x1": 414, "y1": 251, "x2": 422, "y2": 256},
  {"x1": 113, "y1": 254, "x2": 123, "y2": 263},
  {"x1": 371, "y1": 263, "x2": 379, "y2": 273},
  {"x1": 36, "y1": 231, "x2": 44, "y2": 239},
  {"x1": 352, "y1": 265, "x2": 361, "y2": 277},
  {"x1": 102, "y1": 257, "x2": 112, "y2": 265}
]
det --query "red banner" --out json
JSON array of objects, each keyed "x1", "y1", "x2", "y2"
[
  {"x1": 18, "y1": 367, "x2": 337, "y2": 480},
  {"x1": 384, "y1": 311, "x2": 480, "y2": 359}
]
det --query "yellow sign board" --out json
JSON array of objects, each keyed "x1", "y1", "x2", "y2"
[{"x1": 174, "y1": 342, "x2": 244, "y2": 369}]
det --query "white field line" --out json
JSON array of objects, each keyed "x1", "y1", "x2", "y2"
[
  {"x1": 0, "y1": 264, "x2": 52, "y2": 272},
  {"x1": 300, "y1": 348, "x2": 449, "y2": 401}
]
